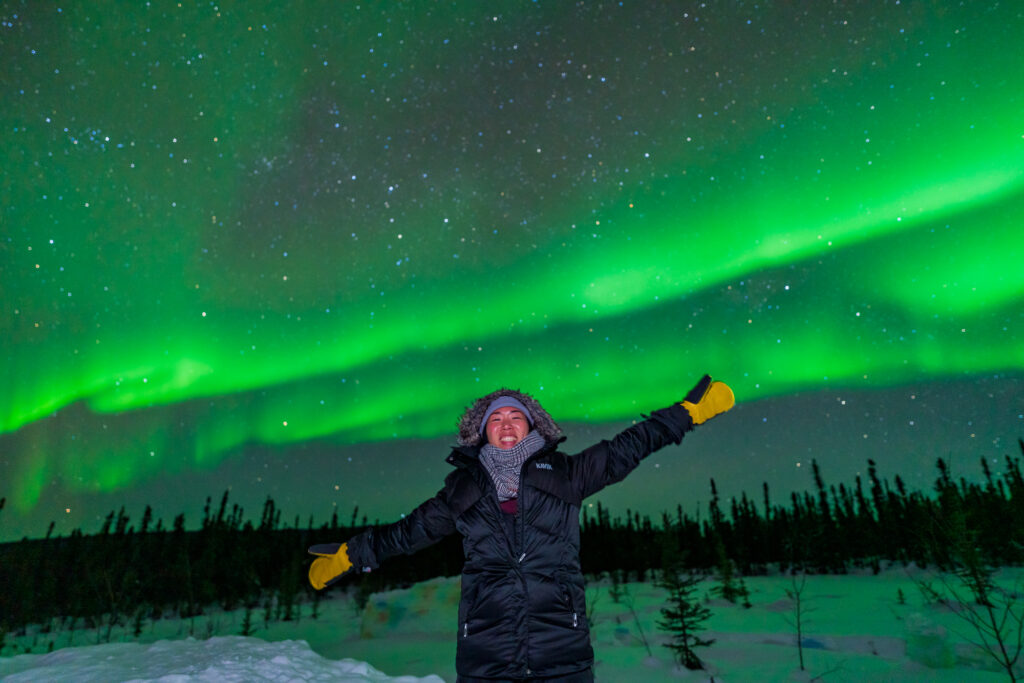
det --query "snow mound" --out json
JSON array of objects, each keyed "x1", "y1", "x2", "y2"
[
  {"x1": 0, "y1": 636, "x2": 445, "y2": 683},
  {"x1": 361, "y1": 575, "x2": 461, "y2": 638}
]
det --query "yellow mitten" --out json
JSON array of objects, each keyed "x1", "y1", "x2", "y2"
[
  {"x1": 308, "y1": 542, "x2": 353, "y2": 590},
  {"x1": 681, "y1": 375, "x2": 735, "y2": 425}
]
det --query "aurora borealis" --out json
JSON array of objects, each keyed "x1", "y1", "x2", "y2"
[{"x1": 2, "y1": 2, "x2": 1022, "y2": 540}]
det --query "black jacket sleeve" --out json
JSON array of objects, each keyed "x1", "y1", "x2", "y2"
[
  {"x1": 345, "y1": 490, "x2": 457, "y2": 571},
  {"x1": 569, "y1": 402, "x2": 694, "y2": 500}
]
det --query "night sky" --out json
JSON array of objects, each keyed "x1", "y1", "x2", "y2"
[{"x1": 2, "y1": 2, "x2": 1022, "y2": 541}]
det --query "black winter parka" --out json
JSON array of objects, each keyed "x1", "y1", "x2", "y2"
[{"x1": 345, "y1": 402, "x2": 694, "y2": 680}]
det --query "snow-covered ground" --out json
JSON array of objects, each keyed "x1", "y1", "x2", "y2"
[
  {"x1": 0, "y1": 637, "x2": 444, "y2": 682},
  {"x1": 1, "y1": 567, "x2": 1020, "y2": 682}
]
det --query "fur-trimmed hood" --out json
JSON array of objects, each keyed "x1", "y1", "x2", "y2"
[{"x1": 456, "y1": 388, "x2": 563, "y2": 447}]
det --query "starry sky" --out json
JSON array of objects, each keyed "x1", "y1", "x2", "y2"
[{"x1": 2, "y1": 2, "x2": 1022, "y2": 541}]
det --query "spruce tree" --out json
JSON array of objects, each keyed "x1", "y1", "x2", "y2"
[
  {"x1": 656, "y1": 564, "x2": 715, "y2": 671},
  {"x1": 712, "y1": 536, "x2": 750, "y2": 607},
  {"x1": 239, "y1": 604, "x2": 255, "y2": 636}
]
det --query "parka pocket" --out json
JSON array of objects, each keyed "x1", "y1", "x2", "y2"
[
  {"x1": 458, "y1": 578, "x2": 481, "y2": 637},
  {"x1": 557, "y1": 577, "x2": 581, "y2": 629},
  {"x1": 459, "y1": 573, "x2": 510, "y2": 637}
]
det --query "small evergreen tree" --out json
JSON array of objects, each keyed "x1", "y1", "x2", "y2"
[
  {"x1": 239, "y1": 604, "x2": 255, "y2": 636},
  {"x1": 657, "y1": 565, "x2": 715, "y2": 671},
  {"x1": 712, "y1": 537, "x2": 751, "y2": 608},
  {"x1": 131, "y1": 605, "x2": 147, "y2": 638}
]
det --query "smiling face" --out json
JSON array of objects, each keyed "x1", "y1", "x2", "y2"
[{"x1": 485, "y1": 406, "x2": 532, "y2": 449}]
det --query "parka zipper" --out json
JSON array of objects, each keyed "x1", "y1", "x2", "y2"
[{"x1": 517, "y1": 455, "x2": 534, "y2": 673}]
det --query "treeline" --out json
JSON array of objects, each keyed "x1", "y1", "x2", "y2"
[
  {"x1": 582, "y1": 442, "x2": 1024, "y2": 579},
  {"x1": 2, "y1": 441, "x2": 1023, "y2": 637},
  {"x1": 0, "y1": 494, "x2": 463, "y2": 638}
]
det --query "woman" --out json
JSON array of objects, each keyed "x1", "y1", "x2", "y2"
[{"x1": 308, "y1": 374, "x2": 735, "y2": 682}]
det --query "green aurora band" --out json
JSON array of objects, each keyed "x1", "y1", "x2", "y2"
[{"x1": 2, "y1": 2, "x2": 1023, "y2": 512}]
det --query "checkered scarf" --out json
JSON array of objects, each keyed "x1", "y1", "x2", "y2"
[{"x1": 478, "y1": 430, "x2": 546, "y2": 501}]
